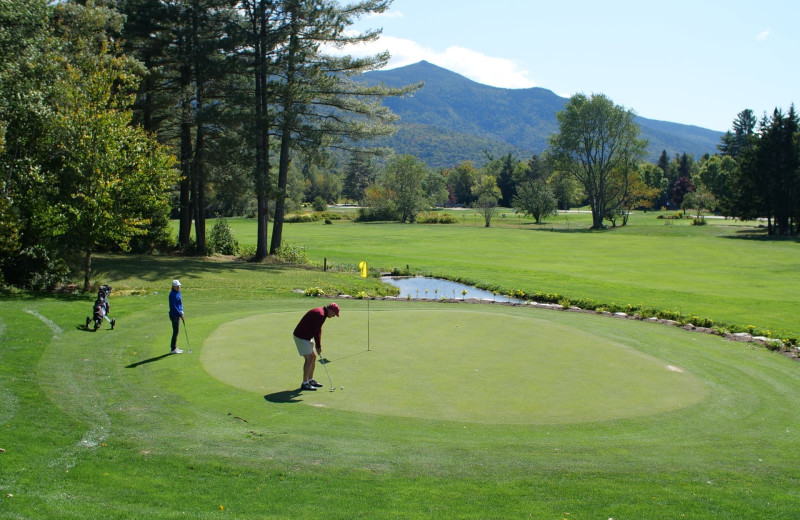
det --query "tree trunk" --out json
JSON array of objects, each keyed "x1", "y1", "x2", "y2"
[
  {"x1": 270, "y1": 8, "x2": 299, "y2": 256},
  {"x1": 193, "y1": 83, "x2": 206, "y2": 253},
  {"x1": 178, "y1": 98, "x2": 193, "y2": 248},
  {"x1": 252, "y1": 0, "x2": 270, "y2": 261},
  {"x1": 270, "y1": 137, "x2": 290, "y2": 255},
  {"x1": 83, "y1": 249, "x2": 92, "y2": 292},
  {"x1": 256, "y1": 193, "x2": 269, "y2": 259}
]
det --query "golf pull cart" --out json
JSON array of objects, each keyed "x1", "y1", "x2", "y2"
[{"x1": 85, "y1": 284, "x2": 115, "y2": 331}]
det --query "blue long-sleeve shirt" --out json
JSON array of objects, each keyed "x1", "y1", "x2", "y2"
[{"x1": 169, "y1": 289, "x2": 183, "y2": 318}]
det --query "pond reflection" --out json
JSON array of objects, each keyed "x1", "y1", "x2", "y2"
[{"x1": 380, "y1": 276, "x2": 525, "y2": 304}]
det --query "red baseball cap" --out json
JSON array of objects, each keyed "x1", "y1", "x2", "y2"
[{"x1": 328, "y1": 302, "x2": 340, "y2": 317}]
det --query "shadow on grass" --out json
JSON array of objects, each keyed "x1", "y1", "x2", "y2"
[
  {"x1": 92, "y1": 253, "x2": 300, "y2": 287},
  {"x1": 74, "y1": 325, "x2": 105, "y2": 333},
  {"x1": 126, "y1": 353, "x2": 173, "y2": 368},
  {"x1": 518, "y1": 223, "x2": 606, "y2": 233},
  {"x1": 264, "y1": 389, "x2": 304, "y2": 403},
  {"x1": 723, "y1": 228, "x2": 800, "y2": 242},
  {"x1": 320, "y1": 350, "x2": 370, "y2": 364}
]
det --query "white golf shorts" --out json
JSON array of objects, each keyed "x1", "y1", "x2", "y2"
[{"x1": 294, "y1": 335, "x2": 315, "y2": 356}]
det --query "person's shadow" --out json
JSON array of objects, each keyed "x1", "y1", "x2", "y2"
[
  {"x1": 126, "y1": 353, "x2": 173, "y2": 368},
  {"x1": 264, "y1": 389, "x2": 304, "y2": 403}
]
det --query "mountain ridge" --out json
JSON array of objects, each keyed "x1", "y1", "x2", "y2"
[{"x1": 362, "y1": 61, "x2": 723, "y2": 168}]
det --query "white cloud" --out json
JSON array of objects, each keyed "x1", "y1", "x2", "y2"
[
  {"x1": 366, "y1": 10, "x2": 405, "y2": 19},
  {"x1": 757, "y1": 29, "x2": 770, "y2": 41},
  {"x1": 325, "y1": 35, "x2": 537, "y2": 89}
]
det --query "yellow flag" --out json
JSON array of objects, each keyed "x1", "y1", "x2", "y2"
[{"x1": 358, "y1": 261, "x2": 368, "y2": 278}]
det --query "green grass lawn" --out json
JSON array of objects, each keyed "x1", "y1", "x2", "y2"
[
  {"x1": 2, "y1": 212, "x2": 799, "y2": 518},
  {"x1": 200, "y1": 209, "x2": 800, "y2": 340},
  {"x1": 3, "y1": 249, "x2": 800, "y2": 518}
]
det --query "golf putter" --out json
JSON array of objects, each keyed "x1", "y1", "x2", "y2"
[
  {"x1": 319, "y1": 357, "x2": 334, "y2": 391},
  {"x1": 181, "y1": 316, "x2": 192, "y2": 353}
]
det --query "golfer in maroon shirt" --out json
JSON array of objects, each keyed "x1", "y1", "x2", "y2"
[{"x1": 293, "y1": 303, "x2": 340, "y2": 391}]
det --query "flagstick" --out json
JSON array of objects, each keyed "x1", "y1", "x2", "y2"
[{"x1": 367, "y1": 296, "x2": 371, "y2": 351}]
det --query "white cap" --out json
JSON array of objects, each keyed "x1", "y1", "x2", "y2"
[{"x1": 172, "y1": 279, "x2": 181, "y2": 287}]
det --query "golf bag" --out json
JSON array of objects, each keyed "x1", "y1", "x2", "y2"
[{"x1": 86, "y1": 285, "x2": 115, "y2": 331}]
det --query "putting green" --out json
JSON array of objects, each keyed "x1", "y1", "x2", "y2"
[{"x1": 201, "y1": 307, "x2": 708, "y2": 424}]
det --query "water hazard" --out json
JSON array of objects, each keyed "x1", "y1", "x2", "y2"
[{"x1": 380, "y1": 276, "x2": 525, "y2": 304}]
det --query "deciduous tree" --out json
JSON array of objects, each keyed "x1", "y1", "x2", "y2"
[
  {"x1": 513, "y1": 178, "x2": 557, "y2": 224},
  {"x1": 549, "y1": 93, "x2": 647, "y2": 228},
  {"x1": 471, "y1": 174, "x2": 501, "y2": 227},
  {"x1": 382, "y1": 154, "x2": 429, "y2": 223}
]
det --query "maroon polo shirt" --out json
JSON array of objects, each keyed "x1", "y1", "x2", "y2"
[{"x1": 293, "y1": 307, "x2": 327, "y2": 347}]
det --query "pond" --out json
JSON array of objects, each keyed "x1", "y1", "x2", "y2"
[{"x1": 380, "y1": 276, "x2": 525, "y2": 304}]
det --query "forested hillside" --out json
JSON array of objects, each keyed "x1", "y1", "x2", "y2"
[{"x1": 362, "y1": 61, "x2": 722, "y2": 167}]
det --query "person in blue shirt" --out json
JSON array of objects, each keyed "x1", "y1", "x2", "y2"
[{"x1": 168, "y1": 279, "x2": 184, "y2": 354}]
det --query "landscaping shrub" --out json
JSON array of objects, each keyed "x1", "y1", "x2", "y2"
[
  {"x1": 275, "y1": 241, "x2": 309, "y2": 264},
  {"x1": 356, "y1": 205, "x2": 399, "y2": 222},
  {"x1": 311, "y1": 196, "x2": 327, "y2": 212},
  {"x1": 208, "y1": 217, "x2": 239, "y2": 255},
  {"x1": 285, "y1": 213, "x2": 321, "y2": 223},
  {"x1": 1, "y1": 245, "x2": 69, "y2": 290},
  {"x1": 417, "y1": 212, "x2": 457, "y2": 224}
]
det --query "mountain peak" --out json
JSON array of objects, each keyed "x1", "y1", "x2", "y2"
[{"x1": 361, "y1": 62, "x2": 723, "y2": 168}]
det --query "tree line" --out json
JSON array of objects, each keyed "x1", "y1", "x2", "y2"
[
  {"x1": 0, "y1": 0, "x2": 417, "y2": 290},
  {"x1": 1, "y1": 2, "x2": 797, "y2": 293},
  {"x1": 346, "y1": 95, "x2": 800, "y2": 234}
]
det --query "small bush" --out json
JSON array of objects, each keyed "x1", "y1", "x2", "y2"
[
  {"x1": 2, "y1": 245, "x2": 69, "y2": 290},
  {"x1": 311, "y1": 196, "x2": 327, "y2": 212},
  {"x1": 573, "y1": 297, "x2": 601, "y2": 310},
  {"x1": 275, "y1": 242, "x2": 309, "y2": 264},
  {"x1": 356, "y1": 205, "x2": 399, "y2": 222},
  {"x1": 285, "y1": 213, "x2": 321, "y2": 223},
  {"x1": 691, "y1": 216, "x2": 707, "y2": 226},
  {"x1": 417, "y1": 212, "x2": 457, "y2": 224},
  {"x1": 304, "y1": 287, "x2": 324, "y2": 297},
  {"x1": 208, "y1": 217, "x2": 240, "y2": 256}
]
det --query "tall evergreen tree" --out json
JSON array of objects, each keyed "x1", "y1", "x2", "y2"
[
  {"x1": 342, "y1": 150, "x2": 375, "y2": 202},
  {"x1": 494, "y1": 152, "x2": 518, "y2": 207},
  {"x1": 656, "y1": 149, "x2": 670, "y2": 176},
  {"x1": 119, "y1": 0, "x2": 242, "y2": 253},
  {"x1": 718, "y1": 109, "x2": 756, "y2": 159},
  {"x1": 268, "y1": 0, "x2": 420, "y2": 254},
  {"x1": 236, "y1": 0, "x2": 282, "y2": 260},
  {"x1": 734, "y1": 107, "x2": 799, "y2": 235}
]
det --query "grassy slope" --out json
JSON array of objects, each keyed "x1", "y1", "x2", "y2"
[{"x1": 2, "y1": 253, "x2": 800, "y2": 518}]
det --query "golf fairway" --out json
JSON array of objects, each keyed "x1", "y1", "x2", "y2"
[{"x1": 202, "y1": 305, "x2": 707, "y2": 424}]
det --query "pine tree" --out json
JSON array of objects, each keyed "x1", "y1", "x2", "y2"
[
  {"x1": 342, "y1": 151, "x2": 375, "y2": 202},
  {"x1": 734, "y1": 107, "x2": 800, "y2": 235},
  {"x1": 268, "y1": 0, "x2": 420, "y2": 254},
  {"x1": 718, "y1": 109, "x2": 756, "y2": 159}
]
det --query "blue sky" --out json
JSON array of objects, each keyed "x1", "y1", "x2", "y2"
[{"x1": 340, "y1": 0, "x2": 799, "y2": 132}]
